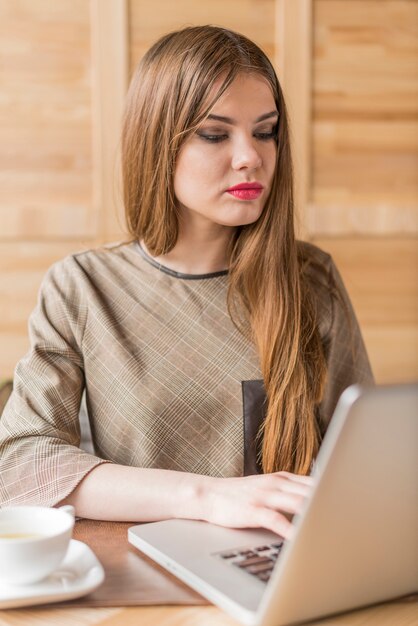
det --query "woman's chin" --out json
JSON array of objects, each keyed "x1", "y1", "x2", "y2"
[{"x1": 217, "y1": 205, "x2": 264, "y2": 227}]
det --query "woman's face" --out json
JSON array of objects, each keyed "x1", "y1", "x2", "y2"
[{"x1": 173, "y1": 73, "x2": 278, "y2": 231}]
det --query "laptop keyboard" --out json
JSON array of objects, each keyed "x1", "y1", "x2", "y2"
[{"x1": 215, "y1": 540, "x2": 284, "y2": 583}]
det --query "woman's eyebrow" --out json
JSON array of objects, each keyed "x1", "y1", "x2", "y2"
[{"x1": 206, "y1": 110, "x2": 279, "y2": 125}]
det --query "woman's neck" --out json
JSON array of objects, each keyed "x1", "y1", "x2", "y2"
[{"x1": 141, "y1": 221, "x2": 235, "y2": 275}]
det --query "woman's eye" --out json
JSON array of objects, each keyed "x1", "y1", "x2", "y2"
[
  {"x1": 197, "y1": 133, "x2": 228, "y2": 143},
  {"x1": 254, "y1": 131, "x2": 276, "y2": 141}
]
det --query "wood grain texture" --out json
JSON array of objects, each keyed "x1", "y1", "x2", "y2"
[
  {"x1": 311, "y1": 0, "x2": 418, "y2": 234},
  {"x1": 362, "y1": 326, "x2": 418, "y2": 384},
  {"x1": 312, "y1": 237, "x2": 418, "y2": 383},
  {"x1": 276, "y1": 0, "x2": 312, "y2": 238},
  {"x1": 313, "y1": 1, "x2": 418, "y2": 119},
  {"x1": 0, "y1": 0, "x2": 93, "y2": 240},
  {"x1": 95, "y1": 602, "x2": 418, "y2": 626},
  {"x1": 129, "y1": 0, "x2": 275, "y2": 71},
  {"x1": 90, "y1": 0, "x2": 129, "y2": 242},
  {"x1": 64, "y1": 520, "x2": 207, "y2": 607},
  {"x1": 0, "y1": 593, "x2": 416, "y2": 626},
  {"x1": 0, "y1": 607, "x2": 119, "y2": 626},
  {"x1": 312, "y1": 238, "x2": 418, "y2": 326}
]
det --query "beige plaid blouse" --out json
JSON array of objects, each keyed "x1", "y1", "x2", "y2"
[{"x1": 0, "y1": 241, "x2": 373, "y2": 506}]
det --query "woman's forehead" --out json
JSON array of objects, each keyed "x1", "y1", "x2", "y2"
[{"x1": 206, "y1": 73, "x2": 277, "y2": 118}]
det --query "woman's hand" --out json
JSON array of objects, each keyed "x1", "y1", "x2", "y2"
[{"x1": 200, "y1": 472, "x2": 314, "y2": 539}]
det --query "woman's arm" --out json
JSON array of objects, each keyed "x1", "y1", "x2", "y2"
[
  {"x1": 0, "y1": 257, "x2": 109, "y2": 508},
  {"x1": 60, "y1": 463, "x2": 313, "y2": 539}
]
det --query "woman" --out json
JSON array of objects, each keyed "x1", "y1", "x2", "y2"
[{"x1": 0, "y1": 26, "x2": 373, "y2": 538}]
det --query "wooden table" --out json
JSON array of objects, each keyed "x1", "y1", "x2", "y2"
[{"x1": 0, "y1": 520, "x2": 416, "y2": 626}]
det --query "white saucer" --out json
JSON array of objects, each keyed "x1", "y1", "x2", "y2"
[{"x1": 0, "y1": 539, "x2": 105, "y2": 609}]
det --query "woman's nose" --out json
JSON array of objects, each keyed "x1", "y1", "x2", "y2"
[{"x1": 231, "y1": 137, "x2": 262, "y2": 171}]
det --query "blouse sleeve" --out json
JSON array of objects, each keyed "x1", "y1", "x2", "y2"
[
  {"x1": 317, "y1": 255, "x2": 375, "y2": 434},
  {"x1": 0, "y1": 256, "x2": 110, "y2": 506}
]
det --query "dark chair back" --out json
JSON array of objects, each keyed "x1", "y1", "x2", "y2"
[{"x1": 0, "y1": 380, "x2": 13, "y2": 415}]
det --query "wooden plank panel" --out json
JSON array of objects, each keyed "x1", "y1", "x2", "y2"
[
  {"x1": 312, "y1": 238, "x2": 418, "y2": 325},
  {"x1": 275, "y1": 0, "x2": 312, "y2": 238},
  {"x1": 90, "y1": 0, "x2": 129, "y2": 242},
  {"x1": 311, "y1": 0, "x2": 418, "y2": 235},
  {"x1": 313, "y1": 0, "x2": 418, "y2": 119},
  {"x1": 129, "y1": 0, "x2": 275, "y2": 71},
  {"x1": 308, "y1": 203, "x2": 418, "y2": 236},
  {"x1": 313, "y1": 237, "x2": 418, "y2": 383},
  {"x1": 0, "y1": 0, "x2": 94, "y2": 240},
  {"x1": 310, "y1": 118, "x2": 418, "y2": 234},
  {"x1": 363, "y1": 325, "x2": 418, "y2": 384}
]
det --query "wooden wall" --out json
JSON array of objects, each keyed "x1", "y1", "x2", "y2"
[
  {"x1": 310, "y1": 0, "x2": 418, "y2": 382},
  {"x1": 0, "y1": 0, "x2": 417, "y2": 384}
]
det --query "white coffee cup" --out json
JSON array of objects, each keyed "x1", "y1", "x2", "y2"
[{"x1": 0, "y1": 505, "x2": 75, "y2": 585}]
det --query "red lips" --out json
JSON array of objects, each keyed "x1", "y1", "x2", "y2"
[{"x1": 226, "y1": 182, "x2": 263, "y2": 200}]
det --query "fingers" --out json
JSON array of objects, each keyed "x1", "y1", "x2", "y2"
[
  {"x1": 251, "y1": 472, "x2": 313, "y2": 500},
  {"x1": 274, "y1": 471, "x2": 315, "y2": 487},
  {"x1": 261, "y1": 490, "x2": 307, "y2": 516},
  {"x1": 255, "y1": 507, "x2": 293, "y2": 540},
  {"x1": 271, "y1": 477, "x2": 312, "y2": 499},
  {"x1": 253, "y1": 472, "x2": 314, "y2": 532}
]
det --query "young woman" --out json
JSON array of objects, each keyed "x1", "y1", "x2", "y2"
[{"x1": 0, "y1": 26, "x2": 373, "y2": 538}]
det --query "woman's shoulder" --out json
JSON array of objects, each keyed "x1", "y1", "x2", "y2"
[
  {"x1": 63, "y1": 240, "x2": 135, "y2": 266},
  {"x1": 44, "y1": 241, "x2": 138, "y2": 281},
  {"x1": 35, "y1": 241, "x2": 140, "y2": 311},
  {"x1": 296, "y1": 240, "x2": 335, "y2": 285},
  {"x1": 296, "y1": 240, "x2": 340, "y2": 339}
]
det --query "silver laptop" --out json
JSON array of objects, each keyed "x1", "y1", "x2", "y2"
[{"x1": 128, "y1": 384, "x2": 418, "y2": 626}]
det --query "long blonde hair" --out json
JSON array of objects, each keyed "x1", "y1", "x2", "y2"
[{"x1": 121, "y1": 25, "x2": 327, "y2": 474}]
